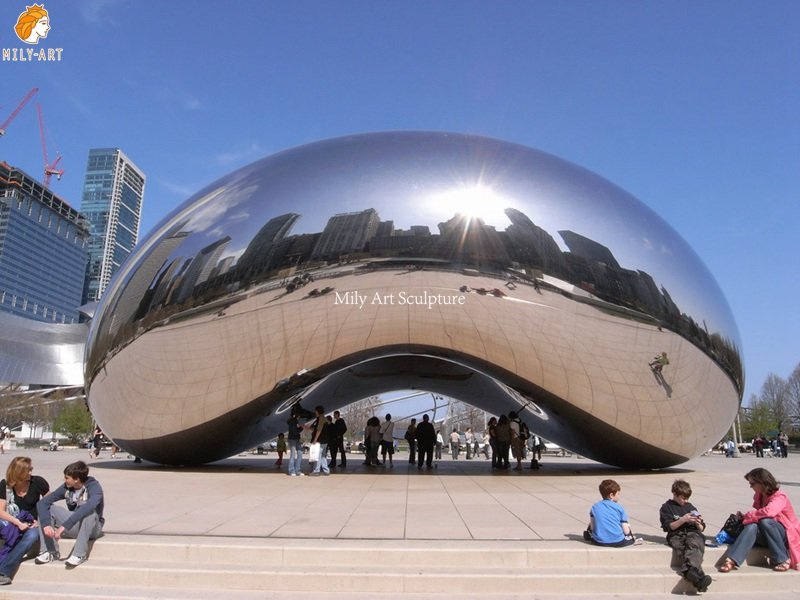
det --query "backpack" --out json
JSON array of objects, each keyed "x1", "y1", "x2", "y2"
[{"x1": 518, "y1": 420, "x2": 530, "y2": 440}]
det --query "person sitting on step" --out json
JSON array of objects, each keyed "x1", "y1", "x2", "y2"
[
  {"x1": 659, "y1": 479, "x2": 712, "y2": 592},
  {"x1": 584, "y1": 479, "x2": 643, "y2": 547},
  {"x1": 35, "y1": 461, "x2": 104, "y2": 568}
]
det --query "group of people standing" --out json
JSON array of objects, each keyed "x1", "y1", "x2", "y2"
[
  {"x1": 283, "y1": 402, "x2": 549, "y2": 475},
  {"x1": 753, "y1": 432, "x2": 790, "y2": 458},
  {"x1": 284, "y1": 405, "x2": 348, "y2": 476},
  {"x1": 485, "y1": 411, "x2": 545, "y2": 470}
]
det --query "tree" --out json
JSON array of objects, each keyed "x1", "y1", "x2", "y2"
[
  {"x1": 340, "y1": 396, "x2": 381, "y2": 442},
  {"x1": 760, "y1": 373, "x2": 791, "y2": 432},
  {"x1": 52, "y1": 401, "x2": 93, "y2": 443},
  {"x1": 0, "y1": 384, "x2": 28, "y2": 429},
  {"x1": 449, "y1": 401, "x2": 486, "y2": 434},
  {"x1": 741, "y1": 395, "x2": 774, "y2": 440}
]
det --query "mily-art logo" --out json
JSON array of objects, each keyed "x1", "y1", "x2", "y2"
[
  {"x1": 3, "y1": 4, "x2": 63, "y2": 62},
  {"x1": 15, "y1": 3, "x2": 49, "y2": 43}
]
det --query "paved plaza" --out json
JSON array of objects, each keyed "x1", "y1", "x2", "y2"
[
  {"x1": 15, "y1": 445, "x2": 798, "y2": 542},
  {"x1": 1, "y1": 445, "x2": 797, "y2": 599}
]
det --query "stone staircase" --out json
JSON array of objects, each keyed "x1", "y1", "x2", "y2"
[{"x1": 2, "y1": 535, "x2": 799, "y2": 599}]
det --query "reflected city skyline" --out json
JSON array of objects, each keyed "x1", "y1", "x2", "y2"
[{"x1": 90, "y1": 203, "x2": 742, "y2": 394}]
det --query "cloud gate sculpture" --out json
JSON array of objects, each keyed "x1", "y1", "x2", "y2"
[{"x1": 85, "y1": 132, "x2": 743, "y2": 468}]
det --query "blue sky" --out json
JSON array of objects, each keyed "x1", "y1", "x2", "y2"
[{"x1": 1, "y1": 1, "x2": 797, "y2": 403}]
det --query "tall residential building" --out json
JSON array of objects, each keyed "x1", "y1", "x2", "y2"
[
  {"x1": 81, "y1": 148, "x2": 146, "y2": 303},
  {"x1": 0, "y1": 162, "x2": 90, "y2": 323}
]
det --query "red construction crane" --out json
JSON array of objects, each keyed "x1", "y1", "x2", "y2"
[
  {"x1": 36, "y1": 102, "x2": 63, "y2": 188},
  {"x1": 0, "y1": 87, "x2": 38, "y2": 137}
]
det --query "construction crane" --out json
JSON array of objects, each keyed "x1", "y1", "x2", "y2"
[
  {"x1": 0, "y1": 87, "x2": 38, "y2": 137},
  {"x1": 36, "y1": 102, "x2": 63, "y2": 188}
]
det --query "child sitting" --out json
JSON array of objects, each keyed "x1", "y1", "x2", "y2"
[
  {"x1": 659, "y1": 479, "x2": 712, "y2": 592},
  {"x1": 584, "y1": 479, "x2": 642, "y2": 547}
]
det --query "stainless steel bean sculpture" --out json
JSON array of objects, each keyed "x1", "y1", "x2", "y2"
[{"x1": 85, "y1": 132, "x2": 742, "y2": 467}]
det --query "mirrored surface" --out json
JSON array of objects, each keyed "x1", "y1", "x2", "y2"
[{"x1": 85, "y1": 132, "x2": 742, "y2": 467}]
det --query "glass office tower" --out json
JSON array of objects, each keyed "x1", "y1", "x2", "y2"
[
  {"x1": 81, "y1": 148, "x2": 146, "y2": 303},
  {"x1": 0, "y1": 162, "x2": 90, "y2": 323}
]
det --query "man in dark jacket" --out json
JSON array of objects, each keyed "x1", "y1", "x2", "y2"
[
  {"x1": 415, "y1": 414, "x2": 437, "y2": 469},
  {"x1": 329, "y1": 410, "x2": 348, "y2": 468},
  {"x1": 36, "y1": 461, "x2": 104, "y2": 568}
]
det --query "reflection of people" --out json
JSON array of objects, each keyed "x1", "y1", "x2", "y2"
[
  {"x1": 14, "y1": 4, "x2": 50, "y2": 45},
  {"x1": 719, "y1": 468, "x2": 799, "y2": 573},
  {"x1": 649, "y1": 352, "x2": 670, "y2": 373},
  {"x1": 659, "y1": 479, "x2": 711, "y2": 592},
  {"x1": 584, "y1": 479, "x2": 642, "y2": 547},
  {"x1": 0, "y1": 457, "x2": 50, "y2": 585}
]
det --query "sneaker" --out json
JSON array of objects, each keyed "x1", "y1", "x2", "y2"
[
  {"x1": 0, "y1": 575, "x2": 11, "y2": 585},
  {"x1": 35, "y1": 550, "x2": 59, "y2": 564},
  {"x1": 289, "y1": 473, "x2": 297, "y2": 477},
  {"x1": 297, "y1": 473, "x2": 305, "y2": 477},
  {"x1": 65, "y1": 555, "x2": 86, "y2": 568}
]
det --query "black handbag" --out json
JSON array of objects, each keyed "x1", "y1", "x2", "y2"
[{"x1": 722, "y1": 513, "x2": 744, "y2": 538}]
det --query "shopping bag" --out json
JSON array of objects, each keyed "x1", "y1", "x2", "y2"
[{"x1": 308, "y1": 442, "x2": 320, "y2": 462}]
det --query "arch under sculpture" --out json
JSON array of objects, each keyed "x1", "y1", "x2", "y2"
[{"x1": 84, "y1": 132, "x2": 743, "y2": 468}]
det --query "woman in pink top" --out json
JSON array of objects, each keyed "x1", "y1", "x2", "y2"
[{"x1": 719, "y1": 468, "x2": 800, "y2": 572}]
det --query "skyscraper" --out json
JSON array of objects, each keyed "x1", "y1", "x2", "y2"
[
  {"x1": 81, "y1": 148, "x2": 146, "y2": 303},
  {"x1": 312, "y1": 208, "x2": 379, "y2": 260},
  {"x1": 0, "y1": 162, "x2": 90, "y2": 323}
]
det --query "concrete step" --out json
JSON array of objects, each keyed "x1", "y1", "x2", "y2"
[
  {"x1": 13, "y1": 560, "x2": 800, "y2": 594},
  {"x1": 4, "y1": 586, "x2": 800, "y2": 600},
  {"x1": 18, "y1": 534, "x2": 733, "y2": 568},
  {"x1": 6, "y1": 535, "x2": 799, "y2": 598}
]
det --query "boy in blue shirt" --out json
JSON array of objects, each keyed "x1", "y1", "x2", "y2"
[{"x1": 584, "y1": 479, "x2": 642, "y2": 546}]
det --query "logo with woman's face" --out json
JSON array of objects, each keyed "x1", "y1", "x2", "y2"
[{"x1": 14, "y1": 4, "x2": 50, "y2": 45}]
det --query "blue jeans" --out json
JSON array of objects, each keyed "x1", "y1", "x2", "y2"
[
  {"x1": 726, "y1": 518, "x2": 789, "y2": 567},
  {"x1": 0, "y1": 526, "x2": 38, "y2": 577},
  {"x1": 288, "y1": 439, "x2": 303, "y2": 475},
  {"x1": 312, "y1": 443, "x2": 329, "y2": 474}
]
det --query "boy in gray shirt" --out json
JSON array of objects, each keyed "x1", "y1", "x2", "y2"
[{"x1": 36, "y1": 460, "x2": 104, "y2": 568}]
